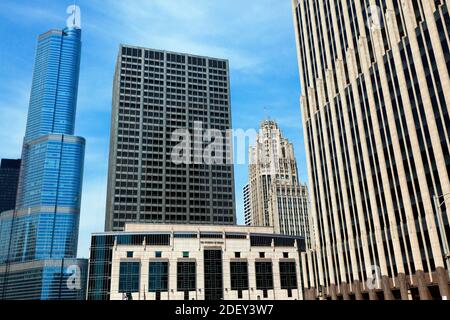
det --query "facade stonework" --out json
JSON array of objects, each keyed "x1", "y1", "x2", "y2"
[
  {"x1": 87, "y1": 224, "x2": 306, "y2": 300},
  {"x1": 248, "y1": 120, "x2": 310, "y2": 242},
  {"x1": 292, "y1": 0, "x2": 450, "y2": 300}
]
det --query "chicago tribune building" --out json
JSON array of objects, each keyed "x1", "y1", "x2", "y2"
[{"x1": 87, "y1": 224, "x2": 306, "y2": 300}]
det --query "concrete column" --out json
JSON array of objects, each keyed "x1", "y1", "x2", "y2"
[
  {"x1": 353, "y1": 280, "x2": 364, "y2": 300},
  {"x1": 368, "y1": 289, "x2": 378, "y2": 301},
  {"x1": 416, "y1": 270, "x2": 432, "y2": 300},
  {"x1": 397, "y1": 273, "x2": 409, "y2": 300},
  {"x1": 436, "y1": 267, "x2": 450, "y2": 300},
  {"x1": 248, "y1": 259, "x2": 256, "y2": 300},
  {"x1": 306, "y1": 288, "x2": 315, "y2": 300},
  {"x1": 168, "y1": 258, "x2": 178, "y2": 300},
  {"x1": 342, "y1": 282, "x2": 351, "y2": 300},
  {"x1": 381, "y1": 276, "x2": 394, "y2": 300},
  {"x1": 330, "y1": 284, "x2": 338, "y2": 300}
]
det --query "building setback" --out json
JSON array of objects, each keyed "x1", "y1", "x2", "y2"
[
  {"x1": 87, "y1": 224, "x2": 306, "y2": 300},
  {"x1": 0, "y1": 159, "x2": 21, "y2": 213},
  {"x1": 105, "y1": 45, "x2": 236, "y2": 231},
  {"x1": 291, "y1": 0, "x2": 450, "y2": 300},
  {"x1": 0, "y1": 10, "x2": 87, "y2": 300},
  {"x1": 248, "y1": 120, "x2": 310, "y2": 242},
  {"x1": 243, "y1": 184, "x2": 252, "y2": 226}
]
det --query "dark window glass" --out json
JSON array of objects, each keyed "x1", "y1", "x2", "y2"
[
  {"x1": 230, "y1": 261, "x2": 249, "y2": 291},
  {"x1": 255, "y1": 262, "x2": 273, "y2": 290},
  {"x1": 279, "y1": 261, "x2": 298, "y2": 290},
  {"x1": 225, "y1": 233, "x2": 247, "y2": 239},
  {"x1": 273, "y1": 237, "x2": 296, "y2": 247},
  {"x1": 177, "y1": 261, "x2": 196, "y2": 294},
  {"x1": 149, "y1": 262, "x2": 168, "y2": 292},
  {"x1": 174, "y1": 233, "x2": 198, "y2": 239},
  {"x1": 250, "y1": 236, "x2": 272, "y2": 247},
  {"x1": 200, "y1": 233, "x2": 223, "y2": 239},
  {"x1": 119, "y1": 262, "x2": 140, "y2": 293},
  {"x1": 204, "y1": 250, "x2": 223, "y2": 300}
]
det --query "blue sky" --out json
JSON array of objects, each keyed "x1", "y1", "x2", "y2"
[{"x1": 0, "y1": 0, "x2": 306, "y2": 258}]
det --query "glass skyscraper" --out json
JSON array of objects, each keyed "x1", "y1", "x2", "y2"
[{"x1": 0, "y1": 11, "x2": 87, "y2": 300}]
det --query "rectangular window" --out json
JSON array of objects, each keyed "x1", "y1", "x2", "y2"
[
  {"x1": 259, "y1": 252, "x2": 265, "y2": 258},
  {"x1": 273, "y1": 237, "x2": 296, "y2": 247},
  {"x1": 255, "y1": 262, "x2": 273, "y2": 290},
  {"x1": 250, "y1": 236, "x2": 272, "y2": 247},
  {"x1": 183, "y1": 251, "x2": 189, "y2": 258},
  {"x1": 119, "y1": 262, "x2": 140, "y2": 293},
  {"x1": 234, "y1": 252, "x2": 241, "y2": 258},
  {"x1": 230, "y1": 261, "x2": 249, "y2": 298},
  {"x1": 149, "y1": 261, "x2": 168, "y2": 292},
  {"x1": 127, "y1": 251, "x2": 133, "y2": 258},
  {"x1": 279, "y1": 261, "x2": 298, "y2": 290},
  {"x1": 174, "y1": 233, "x2": 198, "y2": 239},
  {"x1": 155, "y1": 251, "x2": 162, "y2": 258},
  {"x1": 200, "y1": 233, "x2": 223, "y2": 239},
  {"x1": 204, "y1": 250, "x2": 223, "y2": 300},
  {"x1": 177, "y1": 261, "x2": 196, "y2": 297}
]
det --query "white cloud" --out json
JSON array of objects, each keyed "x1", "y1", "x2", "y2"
[{"x1": 83, "y1": 0, "x2": 290, "y2": 73}]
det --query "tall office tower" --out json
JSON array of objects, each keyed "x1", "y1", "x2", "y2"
[
  {"x1": 0, "y1": 9, "x2": 87, "y2": 300},
  {"x1": 248, "y1": 120, "x2": 310, "y2": 241},
  {"x1": 105, "y1": 45, "x2": 236, "y2": 231},
  {"x1": 243, "y1": 184, "x2": 252, "y2": 226},
  {"x1": 0, "y1": 159, "x2": 21, "y2": 213},
  {"x1": 292, "y1": 0, "x2": 450, "y2": 300}
]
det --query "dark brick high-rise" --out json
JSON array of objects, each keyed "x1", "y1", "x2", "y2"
[{"x1": 105, "y1": 45, "x2": 236, "y2": 231}]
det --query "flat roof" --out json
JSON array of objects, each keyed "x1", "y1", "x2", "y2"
[
  {"x1": 124, "y1": 223, "x2": 274, "y2": 233},
  {"x1": 91, "y1": 223, "x2": 296, "y2": 237},
  {"x1": 119, "y1": 44, "x2": 229, "y2": 63}
]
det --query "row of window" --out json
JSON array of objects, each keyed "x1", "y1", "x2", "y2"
[{"x1": 118, "y1": 259, "x2": 298, "y2": 299}]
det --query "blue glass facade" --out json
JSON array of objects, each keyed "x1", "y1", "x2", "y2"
[
  {"x1": 0, "y1": 22, "x2": 86, "y2": 300},
  {"x1": 149, "y1": 262, "x2": 168, "y2": 292},
  {"x1": 118, "y1": 262, "x2": 140, "y2": 293},
  {"x1": 0, "y1": 259, "x2": 87, "y2": 300},
  {"x1": 24, "y1": 29, "x2": 81, "y2": 143}
]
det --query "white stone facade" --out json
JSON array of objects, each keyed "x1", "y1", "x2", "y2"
[{"x1": 88, "y1": 224, "x2": 305, "y2": 300}]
